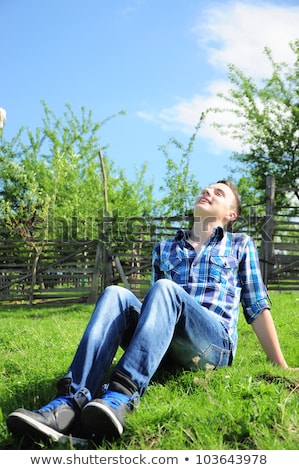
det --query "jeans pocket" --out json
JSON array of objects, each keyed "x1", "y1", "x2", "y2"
[{"x1": 189, "y1": 343, "x2": 232, "y2": 371}]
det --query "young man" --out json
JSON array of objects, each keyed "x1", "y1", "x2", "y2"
[{"x1": 6, "y1": 180, "x2": 297, "y2": 445}]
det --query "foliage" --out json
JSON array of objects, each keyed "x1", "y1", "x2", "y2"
[
  {"x1": 0, "y1": 102, "x2": 157, "y2": 243},
  {"x1": 158, "y1": 119, "x2": 204, "y2": 216},
  {"x1": 0, "y1": 293, "x2": 298, "y2": 450},
  {"x1": 209, "y1": 40, "x2": 299, "y2": 212}
]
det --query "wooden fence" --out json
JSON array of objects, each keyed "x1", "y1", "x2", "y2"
[
  {"x1": 0, "y1": 217, "x2": 191, "y2": 304},
  {"x1": 260, "y1": 176, "x2": 299, "y2": 291},
  {"x1": 0, "y1": 177, "x2": 298, "y2": 304}
]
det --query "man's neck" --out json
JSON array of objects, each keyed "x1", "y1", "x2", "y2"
[{"x1": 189, "y1": 220, "x2": 222, "y2": 246}]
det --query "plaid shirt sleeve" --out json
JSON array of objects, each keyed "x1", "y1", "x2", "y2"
[
  {"x1": 151, "y1": 241, "x2": 165, "y2": 285},
  {"x1": 239, "y1": 237, "x2": 270, "y2": 323}
]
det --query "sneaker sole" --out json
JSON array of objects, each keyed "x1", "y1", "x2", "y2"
[
  {"x1": 7, "y1": 411, "x2": 88, "y2": 446},
  {"x1": 82, "y1": 401, "x2": 123, "y2": 440}
]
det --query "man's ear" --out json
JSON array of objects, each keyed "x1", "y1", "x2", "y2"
[{"x1": 226, "y1": 210, "x2": 237, "y2": 223}]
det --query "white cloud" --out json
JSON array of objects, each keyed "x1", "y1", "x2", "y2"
[
  {"x1": 155, "y1": 81, "x2": 244, "y2": 153},
  {"x1": 194, "y1": 2, "x2": 299, "y2": 78},
  {"x1": 137, "y1": 1, "x2": 299, "y2": 154}
]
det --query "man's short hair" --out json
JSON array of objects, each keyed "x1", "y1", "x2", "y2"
[
  {"x1": 216, "y1": 180, "x2": 241, "y2": 231},
  {"x1": 216, "y1": 179, "x2": 241, "y2": 216}
]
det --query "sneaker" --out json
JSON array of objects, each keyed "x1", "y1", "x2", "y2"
[
  {"x1": 81, "y1": 389, "x2": 139, "y2": 441},
  {"x1": 6, "y1": 378, "x2": 91, "y2": 446}
]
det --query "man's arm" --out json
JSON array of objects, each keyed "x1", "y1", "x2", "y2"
[
  {"x1": 151, "y1": 242, "x2": 165, "y2": 286},
  {"x1": 251, "y1": 308, "x2": 298, "y2": 370}
]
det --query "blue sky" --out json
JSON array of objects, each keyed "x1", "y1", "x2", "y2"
[{"x1": 1, "y1": 0, "x2": 299, "y2": 195}]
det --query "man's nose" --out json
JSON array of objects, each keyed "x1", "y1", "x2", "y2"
[{"x1": 203, "y1": 188, "x2": 211, "y2": 196}]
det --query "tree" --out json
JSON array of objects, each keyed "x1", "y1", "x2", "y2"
[
  {"x1": 209, "y1": 40, "x2": 299, "y2": 212},
  {"x1": 0, "y1": 102, "x2": 157, "y2": 237},
  {"x1": 158, "y1": 118, "x2": 204, "y2": 216}
]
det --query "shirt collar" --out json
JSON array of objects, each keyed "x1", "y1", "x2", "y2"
[{"x1": 175, "y1": 226, "x2": 225, "y2": 243}]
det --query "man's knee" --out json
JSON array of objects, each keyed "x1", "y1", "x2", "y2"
[
  {"x1": 150, "y1": 278, "x2": 180, "y2": 298},
  {"x1": 153, "y1": 278, "x2": 177, "y2": 290},
  {"x1": 98, "y1": 285, "x2": 131, "y2": 303},
  {"x1": 104, "y1": 285, "x2": 127, "y2": 295}
]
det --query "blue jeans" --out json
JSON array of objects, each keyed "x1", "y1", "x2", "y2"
[{"x1": 67, "y1": 279, "x2": 233, "y2": 397}]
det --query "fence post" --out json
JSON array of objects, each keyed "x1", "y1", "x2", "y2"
[
  {"x1": 260, "y1": 175, "x2": 275, "y2": 285},
  {"x1": 87, "y1": 242, "x2": 102, "y2": 304},
  {"x1": 101, "y1": 244, "x2": 113, "y2": 291}
]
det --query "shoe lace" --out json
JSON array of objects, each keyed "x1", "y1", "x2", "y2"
[{"x1": 38, "y1": 396, "x2": 73, "y2": 413}]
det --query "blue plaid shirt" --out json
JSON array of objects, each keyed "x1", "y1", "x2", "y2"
[{"x1": 151, "y1": 227, "x2": 270, "y2": 354}]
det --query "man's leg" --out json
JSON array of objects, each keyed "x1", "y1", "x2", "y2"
[
  {"x1": 113, "y1": 278, "x2": 232, "y2": 394},
  {"x1": 82, "y1": 278, "x2": 233, "y2": 440},
  {"x1": 66, "y1": 285, "x2": 141, "y2": 395},
  {"x1": 6, "y1": 286, "x2": 141, "y2": 443}
]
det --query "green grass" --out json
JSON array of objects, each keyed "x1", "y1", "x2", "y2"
[{"x1": 0, "y1": 293, "x2": 298, "y2": 450}]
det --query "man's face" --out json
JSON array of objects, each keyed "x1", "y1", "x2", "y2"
[{"x1": 193, "y1": 183, "x2": 237, "y2": 226}]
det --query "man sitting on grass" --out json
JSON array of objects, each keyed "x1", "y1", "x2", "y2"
[{"x1": 6, "y1": 180, "x2": 298, "y2": 445}]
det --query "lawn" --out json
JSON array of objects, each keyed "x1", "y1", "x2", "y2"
[{"x1": 0, "y1": 292, "x2": 298, "y2": 450}]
